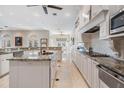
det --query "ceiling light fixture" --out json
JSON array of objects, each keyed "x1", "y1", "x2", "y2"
[
  {"x1": 9, "y1": 12, "x2": 14, "y2": 16},
  {"x1": 16, "y1": 24, "x2": 23, "y2": 26},
  {"x1": 34, "y1": 13, "x2": 41, "y2": 17}
]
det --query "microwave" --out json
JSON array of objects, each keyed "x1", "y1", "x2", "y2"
[{"x1": 110, "y1": 9, "x2": 124, "y2": 34}]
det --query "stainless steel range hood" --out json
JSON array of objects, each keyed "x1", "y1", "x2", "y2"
[{"x1": 80, "y1": 10, "x2": 108, "y2": 33}]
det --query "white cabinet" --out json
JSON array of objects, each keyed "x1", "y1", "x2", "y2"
[
  {"x1": 87, "y1": 58, "x2": 92, "y2": 86},
  {"x1": 78, "y1": 5, "x2": 91, "y2": 28},
  {"x1": 0, "y1": 53, "x2": 13, "y2": 77},
  {"x1": 109, "y1": 5, "x2": 124, "y2": 16},
  {"x1": 73, "y1": 51, "x2": 100, "y2": 88},
  {"x1": 99, "y1": 19, "x2": 109, "y2": 39},
  {"x1": 80, "y1": 54, "x2": 85, "y2": 75},
  {"x1": 91, "y1": 60, "x2": 99, "y2": 88},
  {"x1": 18, "y1": 62, "x2": 49, "y2": 88},
  {"x1": 91, "y1": 5, "x2": 109, "y2": 19},
  {"x1": 78, "y1": 53, "x2": 82, "y2": 71},
  {"x1": 83, "y1": 56, "x2": 88, "y2": 79},
  {"x1": 9, "y1": 61, "x2": 50, "y2": 88},
  {"x1": 99, "y1": 10, "x2": 109, "y2": 39}
]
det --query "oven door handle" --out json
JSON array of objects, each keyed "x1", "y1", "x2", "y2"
[{"x1": 97, "y1": 65, "x2": 124, "y2": 84}]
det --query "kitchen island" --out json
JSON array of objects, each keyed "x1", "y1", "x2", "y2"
[{"x1": 8, "y1": 52, "x2": 57, "y2": 88}]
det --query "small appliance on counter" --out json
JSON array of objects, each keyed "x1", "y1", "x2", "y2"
[{"x1": 76, "y1": 42, "x2": 88, "y2": 53}]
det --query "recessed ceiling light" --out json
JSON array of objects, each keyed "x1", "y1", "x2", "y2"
[
  {"x1": 10, "y1": 12, "x2": 14, "y2": 16},
  {"x1": 65, "y1": 13, "x2": 70, "y2": 17},
  {"x1": 34, "y1": 13, "x2": 41, "y2": 17},
  {"x1": 16, "y1": 24, "x2": 22, "y2": 26}
]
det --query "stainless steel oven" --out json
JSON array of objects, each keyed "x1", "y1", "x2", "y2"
[
  {"x1": 110, "y1": 8, "x2": 124, "y2": 34},
  {"x1": 97, "y1": 64, "x2": 124, "y2": 88}
]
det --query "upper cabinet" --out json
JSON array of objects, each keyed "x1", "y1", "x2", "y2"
[
  {"x1": 91, "y1": 5, "x2": 109, "y2": 20},
  {"x1": 75, "y1": 5, "x2": 124, "y2": 41},
  {"x1": 99, "y1": 11, "x2": 110, "y2": 39},
  {"x1": 108, "y1": 5, "x2": 124, "y2": 16},
  {"x1": 78, "y1": 5, "x2": 91, "y2": 29},
  {"x1": 80, "y1": 5, "x2": 91, "y2": 27}
]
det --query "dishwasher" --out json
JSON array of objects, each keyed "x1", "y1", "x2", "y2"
[{"x1": 97, "y1": 64, "x2": 124, "y2": 88}]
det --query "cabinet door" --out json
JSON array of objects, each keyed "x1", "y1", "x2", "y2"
[
  {"x1": 99, "y1": 20, "x2": 109, "y2": 39},
  {"x1": 18, "y1": 61, "x2": 50, "y2": 88},
  {"x1": 9, "y1": 61, "x2": 19, "y2": 87},
  {"x1": 80, "y1": 55, "x2": 85, "y2": 75},
  {"x1": 0, "y1": 58, "x2": 8, "y2": 75},
  {"x1": 91, "y1": 5, "x2": 109, "y2": 19},
  {"x1": 87, "y1": 58, "x2": 92, "y2": 86},
  {"x1": 83, "y1": 57, "x2": 88, "y2": 79},
  {"x1": 79, "y1": 5, "x2": 91, "y2": 28},
  {"x1": 77, "y1": 52, "x2": 80, "y2": 69},
  {"x1": 79, "y1": 54, "x2": 82, "y2": 71},
  {"x1": 92, "y1": 61, "x2": 99, "y2": 88},
  {"x1": 81, "y1": 55, "x2": 86, "y2": 76},
  {"x1": 109, "y1": 5, "x2": 124, "y2": 16},
  {"x1": 91, "y1": 5, "x2": 103, "y2": 19},
  {"x1": 99, "y1": 12, "x2": 109, "y2": 39},
  {"x1": 0, "y1": 53, "x2": 13, "y2": 76}
]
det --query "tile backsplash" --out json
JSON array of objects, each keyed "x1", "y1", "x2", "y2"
[{"x1": 91, "y1": 31, "x2": 116, "y2": 57}]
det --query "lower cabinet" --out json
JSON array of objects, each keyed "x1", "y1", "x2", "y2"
[
  {"x1": 0, "y1": 53, "x2": 13, "y2": 77},
  {"x1": 9, "y1": 61, "x2": 50, "y2": 88},
  {"x1": 83, "y1": 56, "x2": 88, "y2": 79},
  {"x1": 91, "y1": 60, "x2": 99, "y2": 88},
  {"x1": 87, "y1": 58, "x2": 92, "y2": 87},
  {"x1": 72, "y1": 51, "x2": 100, "y2": 88}
]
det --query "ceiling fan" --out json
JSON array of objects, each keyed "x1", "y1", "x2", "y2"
[{"x1": 26, "y1": 5, "x2": 63, "y2": 14}]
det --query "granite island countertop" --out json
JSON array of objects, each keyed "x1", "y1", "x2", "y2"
[
  {"x1": 0, "y1": 50, "x2": 23, "y2": 55},
  {"x1": 8, "y1": 54, "x2": 52, "y2": 62},
  {"x1": 78, "y1": 51, "x2": 124, "y2": 76}
]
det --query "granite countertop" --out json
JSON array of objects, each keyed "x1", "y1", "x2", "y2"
[
  {"x1": 78, "y1": 51, "x2": 124, "y2": 76},
  {"x1": 0, "y1": 50, "x2": 23, "y2": 55},
  {"x1": 8, "y1": 51, "x2": 53, "y2": 62}
]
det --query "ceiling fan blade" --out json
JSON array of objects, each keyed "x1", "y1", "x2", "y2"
[
  {"x1": 42, "y1": 6, "x2": 48, "y2": 14},
  {"x1": 26, "y1": 5, "x2": 39, "y2": 7},
  {"x1": 47, "y1": 5, "x2": 63, "y2": 10}
]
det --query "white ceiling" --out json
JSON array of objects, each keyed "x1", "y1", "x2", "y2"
[{"x1": 0, "y1": 5, "x2": 81, "y2": 33}]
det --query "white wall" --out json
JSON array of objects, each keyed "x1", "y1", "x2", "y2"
[{"x1": 0, "y1": 30, "x2": 49, "y2": 48}]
